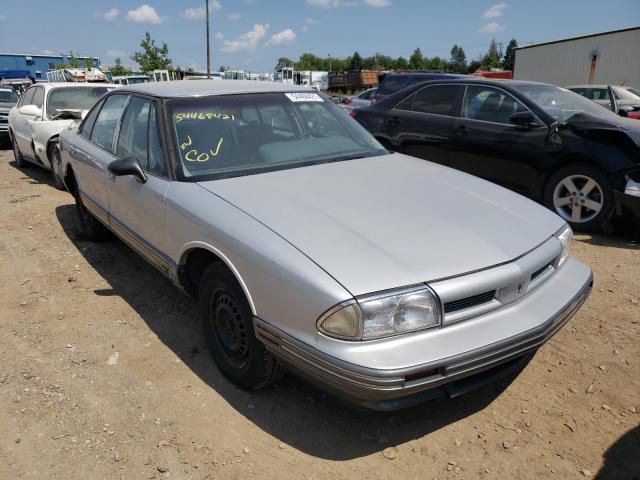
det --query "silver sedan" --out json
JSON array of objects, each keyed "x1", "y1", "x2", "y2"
[{"x1": 58, "y1": 81, "x2": 592, "y2": 410}]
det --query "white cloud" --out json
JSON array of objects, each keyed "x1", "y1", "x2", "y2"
[
  {"x1": 43, "y1": 49, "x2": 58, "y2": 55},
  {"x1": 221, "y1": 24, "x2": 269, "y2": 53},
  {"x1": 266, "y1": 28, "x2": 296, "y2": 47},
  {"x1": 306, "y1": 0, "x2": 388, "y2": 8},
  {"x1": 301, "y1": 17, "x2": 319, "y2": 31},
  {"x1": 215, "y1": 32, "x2": 224, "y2": 39},
  {"x1": 100, "y1": 7, "x2": 119, "y2": 21},
  {"x1": 126, "y1": 4, "x2": 166, "y2": 24},
  {"x1": 183, "y1": 1, "x2": 222, "y2": 20},
  {"x1": 481, "y1": 3, "x2": 508, "y2": 19},
  {"x1": 362, "y1": 0, "x2": 391, "y2": 6},
  {"x1": 479, "y1": 22, "x2": 505, "y2": 33},
  {"x1": 226, "y1": 13, "x2": 242, "y2": 20},
  {"x1": 0, "y1": 14, "x2": 6, "y2": 21}
]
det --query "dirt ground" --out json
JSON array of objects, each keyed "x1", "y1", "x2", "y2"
[{"x1": 0, "y1": 146, "x2": 638, "y2": 480}]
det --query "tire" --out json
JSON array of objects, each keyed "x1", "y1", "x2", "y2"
[
  {"x1": 199, "y1": 263, "x2": 282, "y2": 390},
  {"x1": 75, "y1": 191, "x2": 109, "y2": 242},
  {"x1": 544, "y1": 163, "x2": 614, "y2": 232},
  {"x1": 49, "y1": 142, "x2": 65, "y2": 190},
  {"x1": 11, "y1": 132, "x2": 29, "y2": 168}
]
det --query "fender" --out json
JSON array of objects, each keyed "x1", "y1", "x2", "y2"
[
  {"x1": 177, "y1": 240, "x2": 257, "y2": 315},
  {"x1": 28, "y1": 119, "x2": 75, "y2": 168}
]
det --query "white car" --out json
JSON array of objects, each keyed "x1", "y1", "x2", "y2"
[{"x1": 9, "y1": 82, "x2": 116, "y2": 189}]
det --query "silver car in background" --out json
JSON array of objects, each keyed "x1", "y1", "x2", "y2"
[{"x1": 58, "y1": 81, "x2": 593, "y2": 410}]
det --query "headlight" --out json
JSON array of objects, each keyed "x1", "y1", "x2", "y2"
[
  {"x1": 317, "y1": 286, "x2": 441, "y2": 341},
  {"x1": 555, "y1": 225, "x2": 573, "y2": 268},
  {"x1": 625, "y1": 175, "x2": 640, "y2": 198}
]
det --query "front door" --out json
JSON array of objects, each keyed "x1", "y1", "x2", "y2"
[
  {"x1": 448, "y1": 84, "x2": 550, "y2": 198},
  {"x1": 383, "y1": 84, "x2": 461, "y2": 165},
  {"x1": 106, "y1": 97, "x2": 173, "y2": 273}
]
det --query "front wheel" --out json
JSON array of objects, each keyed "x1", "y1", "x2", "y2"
[
  {"x1": 544, "y1": 164, "x2": 614, "y2": 232},
  {"x1": 11, "y1": 132, "x2": 29, "y2": 168},
  {"x1": 199, "y1": 263, "x2": 282, "y2": 390},
  {"x1": 49, "y1": 142, "x2": 65, "y2": 190}
]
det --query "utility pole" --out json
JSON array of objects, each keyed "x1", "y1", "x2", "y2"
[{"x1": 205, "y1": 0, "x2": 211, "y2": 79}]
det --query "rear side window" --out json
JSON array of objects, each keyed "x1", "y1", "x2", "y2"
[
  {"x1": 116, "y1": 96, "x2": 151, "y2": 169},
  {"x1": 461, "y1": 85, "x2": 527, "y2": 124},
  {"x1": 378, "y1": 76, "x2": 407, "y2": 96},
  {"x1": 90, "y1": 94, "x2": 128, "y2": 152},
  {"x1": 79, "y1": 100, "x2": 103, "y2": 139},
  {"x1": 32, "y1": 87, "x2": 44, "y2": 109},
  {"x1": 411, "y1": 85, "x2": 459, "y2": 116}
]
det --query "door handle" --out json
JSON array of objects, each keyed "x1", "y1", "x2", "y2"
[{"x1": 455, "y1": 125, "x2": 469, "y2": 136}]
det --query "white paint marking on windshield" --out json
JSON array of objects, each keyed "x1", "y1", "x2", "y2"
[{"x1": 285, "y1": 93, "x2": 324, "y2": 103}]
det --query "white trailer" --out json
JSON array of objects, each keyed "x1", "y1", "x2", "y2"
[{"x1": 513, "y1": 27, "x2": 640, "y2": 86}]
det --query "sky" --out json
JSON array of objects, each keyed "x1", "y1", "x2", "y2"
[{"x1": 0, "y1": 0, "x2": 638, "y2": 73}]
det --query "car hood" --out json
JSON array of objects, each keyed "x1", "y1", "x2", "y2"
[
  {"x1": 564, "y1": 112, "x2": 640, "y2": 151},
  {"x1": 198, "y1": 153, "x2": 565, "y2": 296},
  {"x1": 0, "y1": 101, "x2": 16, "y2": 111}
]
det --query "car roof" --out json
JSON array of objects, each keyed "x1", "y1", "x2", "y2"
[
  {"x1": 565, "y1": 84, "x2": 613, "y2": 89},
  {"x1": 118, "y1": 80, "x2": 315, "y2": 98}
]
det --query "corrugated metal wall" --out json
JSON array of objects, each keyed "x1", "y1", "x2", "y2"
[{"x1": 513, "y1": 28, "x2": 640, "y2": 86}]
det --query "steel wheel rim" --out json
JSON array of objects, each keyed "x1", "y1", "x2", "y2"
[
  {"x1": 210, "y1": 290, "x2": 249, "y2": 368},
  {"x1": 552, "y1": 174, "x2": 603, "y2": 223}
]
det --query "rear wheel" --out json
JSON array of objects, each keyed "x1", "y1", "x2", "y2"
[
  {"x1": 544, "y1": 164, "x2": 614, "y2": 232},
  {"x1": 199, "y1": 263, "x2": 282, "y2": 390},
  {"x1": 49, "y1": 142, "x2": 65, "y2": 190},
  {"x1": 75, "y1": 192, "x2": 109, "y2": 242},
  {"x1": 11, "y1": 132, "x2": 29, "y2": 168}
]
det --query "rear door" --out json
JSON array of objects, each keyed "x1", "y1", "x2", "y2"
[
  {"x1": 448, "y1": 84, "x2": 550, "y2": 197},
  {"x1": 71, "y1": 93, "x2": 129, "y2": 222},
  {"x1": 383, "y1": 84, "x2": 462, "y2": 164},
  {"x1": 106, "y1": 97, "x2": 172, "y2": 271},
  {"x1": 12, "y1": 87, "x2": 38, "y2": 154}
]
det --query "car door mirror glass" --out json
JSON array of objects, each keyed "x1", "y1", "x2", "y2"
[
  {"x1": 509, "y1": 111, "x2": 535, "y2": 127},
  {"x1": 108, "y1": 157, "x2": 148, "y2": 183},
  {"x1": 18, "y1": 104, "x2": 42, "y2": 118}
]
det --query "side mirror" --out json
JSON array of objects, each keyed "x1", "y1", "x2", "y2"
[
  {"x1": 618, "y1": 108, "x2": 630, "y2": 118},
  {"x1": 510, "y1": 111, "x2": 536, "y2": 128},
  {"x1": 108, "y1": 157, "x2": 147, "y2": 184},
  {"x1": 18, "y1": 104, "x2": 42, "y2": 118}
]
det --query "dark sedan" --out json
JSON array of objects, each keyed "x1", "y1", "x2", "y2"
[{"x1": 354, "y1": 79, "x2": 640, "y2": 232}]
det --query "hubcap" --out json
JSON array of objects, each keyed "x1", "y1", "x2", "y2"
[
  {"x1": 553, "y1": 174, "x2": 603, "y2": 223},
  {"x1": 210, "y1": 291, "x2": 248, "y2": 367}
]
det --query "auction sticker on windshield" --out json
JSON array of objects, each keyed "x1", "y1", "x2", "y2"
[{"x1": 285, "y1": 92, "x2": 324, "y2": 102}]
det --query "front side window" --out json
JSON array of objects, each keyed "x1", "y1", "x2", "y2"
[
  {"x1": 461, "y1": 85, "x2": 527, "y2": 124},
  {"x1": 411, "y1": 85, "x2": 459, "y2": 116},
  {"x1": 116, "y1": 96, "x2": 151, "y2": 169},
  {"x1": 148, "y1": 103, "x2": 167, "y2": 176},
  {"x1": 19, "y1": 87, "x2": 36, "y2": 107},
  {"x1": 47, "y1": 86, "x2": 110, "y2": 119},
  {"x1": 90, "y1": 94, "x2": 129, "y2": 152},
  {"x1": 168, "y1": 92, "x2": 386, "y2": 180},
  {"x1": 32, "y1": 88, "x2": 44, "y2": 109}
]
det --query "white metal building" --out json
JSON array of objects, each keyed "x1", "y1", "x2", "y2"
[{"x1": 513, "y1": 27, "x2": 640, "y2": 86}]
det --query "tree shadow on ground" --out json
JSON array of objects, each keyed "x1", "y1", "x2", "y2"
[{"x1": 55, "y1": 203, "x2": 527, "y2": 461}]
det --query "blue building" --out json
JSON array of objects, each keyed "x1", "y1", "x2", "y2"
[{"x1": 0, "y1": 52, "x2": 101, "y2": 82}]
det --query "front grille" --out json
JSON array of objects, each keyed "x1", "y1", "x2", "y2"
[
  {"x1": 444, "y1": 290, "x2": 496, "y2": 313},
  {"x1": 531, "y1": 262, "x2": 553, "y2": 282}
]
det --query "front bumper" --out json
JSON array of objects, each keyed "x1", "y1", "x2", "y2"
[
  {"x1": 255, "y1": 258, "x2": 593, "y2": 410},
  {"x1": 615, "y1": 190, "x2": 640, "y2": 225}
]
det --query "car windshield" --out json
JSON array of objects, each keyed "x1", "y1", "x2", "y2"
[
  {"x1": 512, "y1": 84, "x2": 619, "y2": 123},
  {"x1": 168, "y1": 92, "x2": 387, "y2": 180},
  {"x1": 47, "y1": 87, "x2": 110, "y2": 119},
  {"x1": 377, "y1": 77, "x2": 408, "y2": 96},
  {"x1": 0, "y1": 89, "x2": 19, "y2": 103}
]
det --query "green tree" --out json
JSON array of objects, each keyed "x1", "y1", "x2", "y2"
[
  {"x1": 502, "y1": 38, "x2": 518, "y2": 71},
  {"x1": 394, "y1": 56, "x2": 409, "y2": 70},
  {"x1": 409, "y1": 47, "x2": 424, "y2": 70},
  {"x1": 68, "y1": 51, "x2": 80, "y2": 68},
  {"x1": 449, "y1": 44, "x2": 467, "y2": 73},
  {"x1": 426, "y1": 56, "x2": 446, "y2": 71},
  {"x1": 467, "y1": 59, "x2": 482, "y2": 74},
  {"x1": 349, "y1": 51, "x2": 363, "y2": 71},
  {"x1": 131, "y1": 32, "x2": 172, "y2": 73},
  {"x1": 277, "y1": 57, "x2": 295, "y2": 68},
  {"x1": 480, "y1": 38, "x2": 502, "y2": 69},
  {"x1": 109, "y1": 57, "x2": 130, "y2": 76}
]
